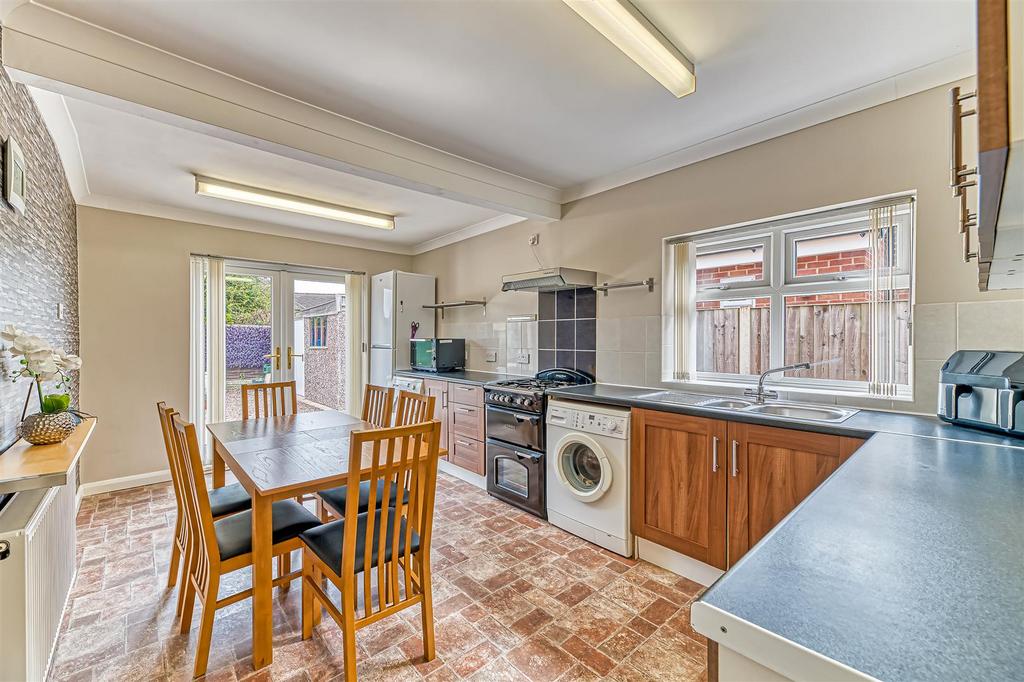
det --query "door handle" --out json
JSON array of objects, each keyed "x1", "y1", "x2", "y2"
[
  {"x1": 263, "y1": 346, "x2": 281, "y2": 371},
  {"x1": 731, "y1": 440, "x2": 739, "y2": 477},
  {"x1": 287, "y1": 346, "x2": 303, "y2": 370},
  {"x1": 712, "y1": 436, "x2": 719, "y2": 473}
]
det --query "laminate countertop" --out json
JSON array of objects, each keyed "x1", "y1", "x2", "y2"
[
  {"x1": 393, "y1": 368, "x2": 527, "y2": 386},
  {"x1": 545, "y1": 383, "x2": 1024, "y2": 681}
]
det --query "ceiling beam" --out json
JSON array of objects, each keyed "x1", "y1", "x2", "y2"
[{"x1": 1, "y1": 1, "x2": 562, "y2": 221}]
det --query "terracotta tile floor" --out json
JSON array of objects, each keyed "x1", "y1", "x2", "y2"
[{"x1": 51, "y1": 473, "x2": 708, "y2": 681}]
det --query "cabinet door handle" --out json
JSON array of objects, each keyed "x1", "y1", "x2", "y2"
[
  {"x1": 455, "y1": 439, "x2": 473, "y2": 447},
  {"x1": 731, "y1": 440, "x2": 739, "y2": 477},
  {"x1": 711, "y1": 436, "x2": 720, "y2": 473},
  {"x1": 455, "y1": 406, "x2": 473, "y2": 413}
]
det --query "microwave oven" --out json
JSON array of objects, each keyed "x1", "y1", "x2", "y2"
[{"x1": 410, "y1": 338, "x2": 466, "y2": 372}]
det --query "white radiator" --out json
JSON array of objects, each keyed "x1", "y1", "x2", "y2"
[{"x1": 0, "y1": 468, "x2": 78, "y2": 682}]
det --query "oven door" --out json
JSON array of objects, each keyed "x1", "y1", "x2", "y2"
[
  {"x1": 485, "y1": 405, "x2": 543, "y2": 450},
  {"x1": 485, "y1": 439, "x2": 546, "y2": 518}
]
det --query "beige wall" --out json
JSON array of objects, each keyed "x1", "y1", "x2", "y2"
[
  {"x1": 77, "y1": 207, "x2": 411, "y2": 485},
  {"x1": 412, "y1": 81, "x2": 1024, "y2": 413}
]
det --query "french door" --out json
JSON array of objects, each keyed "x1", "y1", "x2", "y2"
[{"x1": 191, "y1": 257, "x2": 365, "y2": 455}]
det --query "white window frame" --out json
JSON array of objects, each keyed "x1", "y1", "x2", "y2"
[{"x1": 663, "y1": 194, "x2": 916, "y2": 400}]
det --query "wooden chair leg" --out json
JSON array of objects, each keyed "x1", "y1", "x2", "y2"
[
  {"x1": 301, "y1": 550, "x2": 314, "y2": 640},
  {"x1": 312, "y1": 564, "x2": 323, "y2": 627},
  {"x1": 193, "y1": 573, "x2": 219, "y2": 678},
  {"x1": 342, "y1": 588, "x2": 358, "y2": 682},
  {"x1": 419, "y1": 556, "x2": 435, "y2": 661},
  {"x1": 280, "y1": 550, "x2": 292, "y2": 592},
  {"x1": 315, "y1": 497, "x2": 330, "y2": 523},
  {"x1": 167, "y1": 533, "x2": 181, "y2": 589}
]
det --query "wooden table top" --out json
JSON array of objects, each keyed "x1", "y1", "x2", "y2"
[
  {"x1": 0, "y1": 418, "x2": 96, "y2": 494},
  {"x1": 207, "y1": 411, "x2": 440, "y2": 497}
]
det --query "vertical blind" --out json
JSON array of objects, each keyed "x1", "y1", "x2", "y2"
[
  {"x1": 189, "y1": 255, "x2": 225, "y2": 461},
  {"x1": 867, "y1": 202, "x2": 913, "y2": 398}
]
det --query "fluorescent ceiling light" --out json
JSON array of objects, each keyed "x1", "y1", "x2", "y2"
[
  {"x1": 194, "y1": 176, "x2": 395, "y2": 230},
  {"x1": 564, "y1": 0, "x2": 695, "y2": 98}
]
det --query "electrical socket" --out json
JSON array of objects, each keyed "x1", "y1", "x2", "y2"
[
  {"x1": 528, "y1": 233, "x2": 540, "y2": 246},
  {"x1": 485, "y1": 351, "x2": 498, "y2": 363},
  {"x1": 515, "y1": 352, "x2": 531, "y2": 364}
]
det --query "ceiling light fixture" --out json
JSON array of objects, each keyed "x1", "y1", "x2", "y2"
[
  {"x1": 194, "y1": 176, "x2": 395, "y2": 230},
  {"x1": 563, "y1": 0, "x2": 695, "y2": 98}
]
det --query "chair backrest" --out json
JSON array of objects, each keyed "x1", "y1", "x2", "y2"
[
  {"x1": 241, "y1": 380, "x2": 298, "y2": 420},
  {"x1": 361, "y1": 384, "x2": 394, "y2": 427},
  {"x1": 168, "y1": 413, "x2": 220, "y2": 578},
  {"x1": 157, "y1": 402, "x2": 187, "y2": 524},
  {"x1": 393, "y1": 390, "x2": 435, "y2": 427},
  {"x1": 341, "y1": 420, "x2": 441, "y2": 618}
]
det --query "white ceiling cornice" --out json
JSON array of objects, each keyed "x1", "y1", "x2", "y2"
[
  {"x1": 560, "y1": 50, "x2": 976, "y2": 203},
  {"x1": 410, "y1": 214, "x2": 527, "y2": 255},
  {"x1": 2, "y1": 1, "x2": 562, "y2": 220}
]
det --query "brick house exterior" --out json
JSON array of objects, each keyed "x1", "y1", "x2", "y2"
[{"x1": 295, "y1": 293, "x2": 347, "y2": 410}]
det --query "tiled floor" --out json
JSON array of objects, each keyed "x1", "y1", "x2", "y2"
[{"x1": 51, "y1": 473, "x2": 708, "y2": 681}]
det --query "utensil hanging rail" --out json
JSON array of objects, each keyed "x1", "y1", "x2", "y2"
[
  {"x1": 593, "y1": 278, "x2": 655, "y2": 296},
  {"x1": 423, "y1": 300, "x2": 486, "y2": 319}
]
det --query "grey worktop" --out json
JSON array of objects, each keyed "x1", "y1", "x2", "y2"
[
  {"x1": 545, "y1": 382, "x2": 1024, "y2": 681},
  {"x1": 393, "y1": 368, "x2": 527, "y2": 386},
  {"x1": 546, "y1": 383, "x2": 1022, "y2": 447}
]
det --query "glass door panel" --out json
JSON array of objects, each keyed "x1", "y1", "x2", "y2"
[
  {"x1": 285, "y1": 275, "x2": 348, "y2": 414},
  {"x1": 223, "y1": 267, "x2": 280, "y2": 421}
]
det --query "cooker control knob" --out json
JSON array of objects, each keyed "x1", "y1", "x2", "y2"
[{"x1": 523, "y1": 398, "x2": 534, "y2": 408}]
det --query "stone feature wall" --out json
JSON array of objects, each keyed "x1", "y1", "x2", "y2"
[{"x1": 0, "y1": 37, "x2": 79, "y2": 450}]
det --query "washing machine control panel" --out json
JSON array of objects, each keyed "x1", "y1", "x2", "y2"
[{"x1": 548, "y1": 405, "x2": 629, "y2": 439}]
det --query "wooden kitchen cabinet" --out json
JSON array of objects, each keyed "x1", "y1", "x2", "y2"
[
  {"x1": 631, "y1": 409, "x2": 729, "y2": 570},
  {"x1": 726, "y1": 423, "x2": 858, "y2": 563},
  {"x1": 423, "y1": 378, "x2": 448, "y2": 453},
  {"x1": 631, "y1": 409, "x2": 864, "y2": 569}
]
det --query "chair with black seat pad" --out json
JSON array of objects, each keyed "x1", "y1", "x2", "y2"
[
  {"x1": 168, "y1": 413, "x2": 321, "y2": 678},
  {"x1": 156, "y1": 402, "x2": 252, "y2": 618},
  {"x1": 316, "y1": 391, "x2": 435, "y2": 521},
  {"x1": 299, "y1": 419, "x2": 441, "y2": 682}
]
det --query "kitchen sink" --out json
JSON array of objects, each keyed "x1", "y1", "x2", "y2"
[
  {"x1": 635, "y1": 390, "x2": 708, "y2": 405},
  {"x1": 696, "y1": 398, "x2": 753, "y2": 409},
  {"x1": 745, "y1": 403, "x2": 857, "y2": 423}
]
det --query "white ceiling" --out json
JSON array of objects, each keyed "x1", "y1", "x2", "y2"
[
  {"x1": 37, "y1": 0, "x2": 974, "y2": 189},
  {"x1": 23, "y1": 0, "x2": 975, "y2": 252},
  {"x1": 32, "y1": 90, "x2": 506, "y2": 252}
]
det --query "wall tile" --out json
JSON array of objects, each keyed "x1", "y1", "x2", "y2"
[
  {"x1": 957, "y1": 301, "x2": 1024, "y2": 350},
  {"x1": 556, "y1": 290, "x2": 576, "y2": 319},
  {"x1": 538, "y1": 321, "x2": 556, "y2": 350},
  {"x1": 597, "y1": 318, "x2": 620, "y2": 351},
  {"x1": 905, "y1": 357, "x2": 943, "y2": 415},
  {"x1": 596, "y1": 351, "x2": 620, "y2": 384},
  {"x1": 620, "y1": 352, "x2": 645, "y2": 386},
  {"x1": 620, "y1": 319, "x2": 646, "y2": 352},
  {"x1": 576, "y1": 288, "x2": 597, "y2": 318},
  {"x1": 644, "y1": 316, "x2": 661, "y2": 352},
  {"x1": 555, "y1": 320, "x2": 575, "y2": 349},
  {"x1": 556, "y1": 349, "x2": 575, "y2": 369},
  {"x1": 539, "y1": 350, "x2": 556, "y2": 371},
  {"x1": 913, "y1": 303, "x2": 957, "y2": 361},
  {"x1": 575, "y1": 319, "x2": 596, "y2": 351},
  {"x1": 644, "y1": 351, "x2": 662, "y2": 387},
  {"x1": 539, "y1": 292, "x2": 556, "y2": 321},
  {"x1": 575, "y1": 351, "x2": 596, "y2": 378}
]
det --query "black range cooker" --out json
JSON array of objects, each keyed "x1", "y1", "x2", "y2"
[{"x1": 483, "y1": 368, "x2": 593, "y2": 518}]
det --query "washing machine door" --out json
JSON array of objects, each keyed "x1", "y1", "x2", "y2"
[{"x1": 554, "y1": 432, "x2": 613, "y2": 502}]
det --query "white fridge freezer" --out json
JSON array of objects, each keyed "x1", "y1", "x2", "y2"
[{"x1": 370, "y1": 270, "x2": 436, "y2": 386}]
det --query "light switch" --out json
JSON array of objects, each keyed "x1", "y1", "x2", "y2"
[{"x1": 57, "y1": 303, "x2": 64, "y2": 321}]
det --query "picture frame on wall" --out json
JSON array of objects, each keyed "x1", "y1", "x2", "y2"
[{"x1": 4, "y1": 136, "x2": 26, "y2": 215}]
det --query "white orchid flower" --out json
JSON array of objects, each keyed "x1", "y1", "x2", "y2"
[
  {"x1": 11, "y1": 334, "x2": 51, "y2": 357},
  {"x1": 26, "y1": 351, "x2": 59, "y2": 379},
  {"x1": 54, "y1": 350, "x2": 82, "y2": 371},
  {"x1": 1, "y1": 324, "x2": 26, "y2": 345}
]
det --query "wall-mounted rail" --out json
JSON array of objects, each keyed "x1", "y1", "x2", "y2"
[
  {"x1": 593, "y1": 278, "x2": 655, "y2": 296},
  {"x1": 423, "y1": 300, "x2": 486, "y2": 319}
]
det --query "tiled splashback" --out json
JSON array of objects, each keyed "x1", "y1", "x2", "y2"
[{"x1": 538, "y1": 288, "x2": 596, "y2": 377}]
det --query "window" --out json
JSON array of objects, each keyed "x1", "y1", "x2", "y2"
[
  {"x1": 665, "y1": 196, "x2": 914, "y2": 399},
  {"x1": 308, "y1": 316, "x2": 328, "y2": 348}
]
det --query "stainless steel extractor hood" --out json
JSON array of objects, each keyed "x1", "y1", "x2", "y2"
[{"x1": 501, "y1": 267, "x2": 597, "y2": 292}]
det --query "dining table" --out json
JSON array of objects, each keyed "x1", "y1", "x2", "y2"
[{"x1": 207, "y1": 409, "x2": 446, "y2": 670}]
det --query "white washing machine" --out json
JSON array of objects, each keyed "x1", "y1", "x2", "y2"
[{"x1": 546, "y1": 399, "x2": 632, "y2": 557}]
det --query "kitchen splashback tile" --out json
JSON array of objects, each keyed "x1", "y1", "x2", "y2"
[
  {"x1": 539, "y1": 321, "x2": 556, "y2": 350},
  {"x1": 576, "y1": 288, "x2": 597, "y2": 318},
  {"x1": 596, "y1": 351, "x2": 620, "y2": 384},
  {"x1": 645, "y1": 317, "x2": 661, "y2": 352},
  {"x1": 556, "y1": 320, "x2": 575, "y2": 350},
  {"x1": 539, "y1": 350, "x2": 556, "y2": 371},
  {"x1": 597, "y1": 319, "x2": 620, "y2": 351},
  {"x1": 575, "y1": 319, "x2": 596, "y2": 351},
  {"x1": 539, "y1": 292, "x2": 557, "y2": 321},
  {"x1": 620, "y1": 352, "x2": 646, "y2": 386},
  {"x1": 957, "y1": 300, "x2": 1024, "y2": 349},
  {"x1": 556, "y1": 350, "x2": 575, "y2": 370},
  {"x1": 620, "y1": 320, "x2": 646, "y2": 352},
  {"x1": 575, "y1": 351, "x2": 596, "y2": 378},
  {"x1": 556, "y1": 290, "x2": 576, "y2": 319}
]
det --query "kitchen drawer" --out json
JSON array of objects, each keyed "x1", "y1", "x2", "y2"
[
  {"x1": 449, "y1": 383, "x2": 483, "y2": 407},
  {"x1": 450, "y1": 403, "x2": 484, "y2": 441},
  {"x1": 449, "y1": 436, "x2": 484, "y2": 475}
]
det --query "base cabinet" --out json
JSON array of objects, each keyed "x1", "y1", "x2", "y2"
[
  {"x1": 423, "y1": 379, "x2": 486, "y2": 475},
  {"x1": 423, "y1": 379, "x2": 449, "y2": 453},
  {"x1": 631, "y1": 409, "x2": 864, "y2": 568}
]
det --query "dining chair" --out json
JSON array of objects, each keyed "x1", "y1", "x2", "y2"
[
  {"x1": 156, "y1": 402, "x2": 251, "y2": 614},
  {"x1": 168, "y1": 412, "x2": 322, "y2": 678},
  {"x1": 299, "y1": 419, "x2": 442, "y2": 682},
  {"x1": 241, "y1": 380, "x2": 298, "y2": 420},
  {"x1": 393, "y1": 390, "x2": 435, "y2": 427},
  {"x1": 316, "y1": 391, "x2": 435, "y2": 521},
  {"x1": 362, "y1": 383, "x2": 394, "y2": 427}
]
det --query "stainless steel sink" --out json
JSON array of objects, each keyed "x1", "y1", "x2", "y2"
[
  {"x1": 745, "y1": 403, "x2": 857, "y2": 423},
  {"x1": 635, "y1": 390, "x2": 708, "y2": 405},
  {"x1": 696, "y1": 398, "x2": 753, "y2": 409}
]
